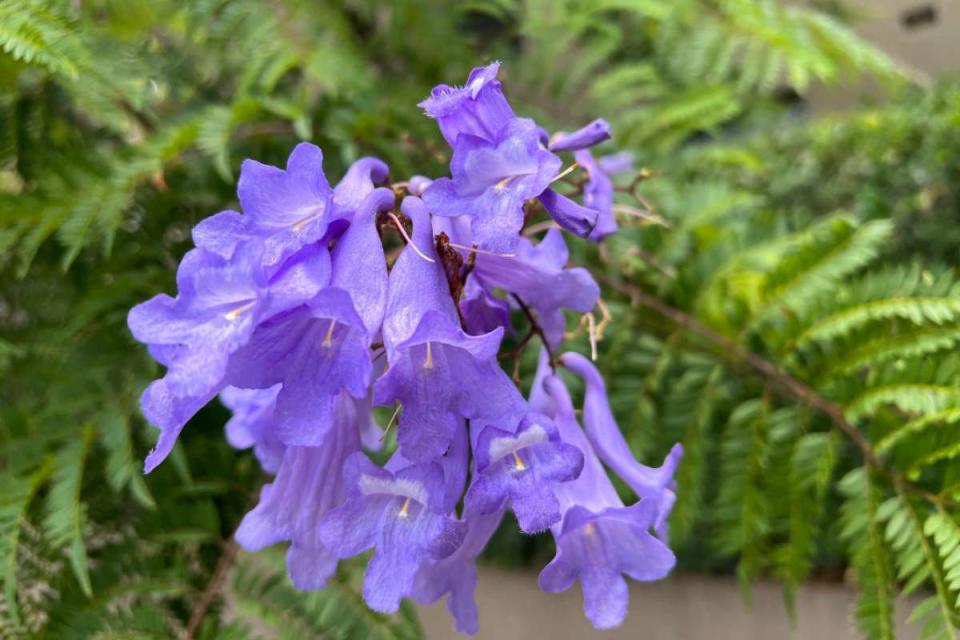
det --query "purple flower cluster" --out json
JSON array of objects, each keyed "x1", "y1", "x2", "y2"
[{"x1": 129, "y1": 62, "x2": 680, "y2": 634}]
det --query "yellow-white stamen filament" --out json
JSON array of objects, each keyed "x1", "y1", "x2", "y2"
[
  {"x1": 398, "y1": 497, "x2": 411, "y2": 519},
  {"x1": 387, "y1": 211, "x2": 435, "y2": 263},
  {"x1": 551, "y1": 162, "x2": 580, "y2": 184},
  {"x1": 512, "y1": 451, "x2": 526, "y2": 472},
  {"x1": 224, "y1": 301, "x2": 256, "y2": 321},
  {"x1": 380, "y1": 403, "x2": 402, "y2": 443},
  {"x1": 423, "y1": 342, "x2": 434, "y2": 369},
  {"x1": 322, "y1": 319, "x2": 337, "y2": 347},
  {"x1": 587, "y1": 312, "x2": 598, "y2": 361},
  {"x1": 445, "y1": 241, "x2": 517, "y2": 258}
]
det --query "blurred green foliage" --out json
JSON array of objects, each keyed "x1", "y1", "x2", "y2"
[{"x1": 0, "y1": 1, "x2": 958, "y2": 638}]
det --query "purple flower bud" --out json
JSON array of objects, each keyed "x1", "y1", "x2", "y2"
[
  {"x1": 537, "y1": 187, "x2": 599, "y2": 239},
  {"x1": 575, "y1": 150, "x2": 617, "y2": 241},
  {"x1": 548, "y1": 119, "x2": 612, "y2": 152}
]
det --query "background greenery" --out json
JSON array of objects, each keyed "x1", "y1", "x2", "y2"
[{"x1": 0, "y1": 1, "x2": 958, "y2": 638}]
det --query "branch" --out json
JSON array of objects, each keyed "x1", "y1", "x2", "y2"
[
  {"x1": 510, "y1": 293, "x2": 556, "y2": 368},
  {"x1": 600, "y1": 274, "x2": 951, "y2": 508},
  {"x1": 183, "y1": 537, "x2": 239, "y2": 639}
]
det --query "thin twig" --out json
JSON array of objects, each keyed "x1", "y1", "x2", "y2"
[
  {"x1": 183, "y1": 538, "x2": 239, "y2": 639},
  {"x1": 510, "y1": 293, "x2": 556, "y2": 368}
]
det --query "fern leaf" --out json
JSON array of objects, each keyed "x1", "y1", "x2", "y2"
[
  {"x1": 846, "y1": 385, "x2": 960, "y2": 422},
  {"x1": 840, "y1": 468, "x2": 896, "y2": 640},
  {"x1": 775, "y1": 431, "x2": 838, "y2": 612},
  {"x1": 798, "y1": 297, "x2": 960, "y2": 347},
  {"x1": 0, "y1": 459, "x2": 53, "y2": 623},
  {"x1": 827, "y1": 327, "x2": 960, "y2": 377},
  {"x1": 925, "y1": 512, "x2": 960, "y2": 608},
  {"x1": 882, "y1": 495, "x2": 960, "y2": 638},
  {"x1": 747, "y1": 217, "x2": 892, "y2": 332},
  {"x1": 0, "y1": 1, "x2": 84, "y2": 79},
  {"x1": 43, "y1": 424, "x2": 95, "y2": 598},
  {"x1": 99, "y1": 408, "x2": 154, "y2": 509},
  {"x1": 226, "y1": 551, "x2": 422, "y2": 640},
  {"x1": 877, "y1": 408, "x2": 960, "y2": 454}
]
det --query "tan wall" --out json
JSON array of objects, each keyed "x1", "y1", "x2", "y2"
[
  {"x1": 419, "y1": 567, "x2": 921, "y2": 639},
  {"x1": 807, "y1": 0, "x2": 960, "y2": 113}
]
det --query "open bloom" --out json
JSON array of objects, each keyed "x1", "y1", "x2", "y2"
[
  {"x1": 318, "y1": 451, "x2": 467, "y2": 612},
  {"x1": 466, "y1": 413, "x2": 583, "y2": 533},
  {"x1": 530, "y1": 354, "x2": 678, "y2": 629}
]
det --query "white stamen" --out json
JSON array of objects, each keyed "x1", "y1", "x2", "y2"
[
  {"x1": 380, "y1": 403, "x2": 401, "y2": 442},
  {"x1": 551, "y1": 162, "x2": 581, "y2": 183},
  {"x1": 322, "y1": 319, "x2": 336, "y2": 347},
  {"x1": 387, "y1": 211, "x2": 435, "y2": 263},
  {"x1": 445, "y1": 241, "x2": 517, "y2": 258},
  {"x1": 587, "y1": 312, "x2": 598, "y2": 361}
]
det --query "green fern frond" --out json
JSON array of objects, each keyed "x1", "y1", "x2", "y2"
[
  {"x1": 0, "y1": 0, "x2": 85, "y2": 79},
  {"x1": 775, "y1": 431, "x2": 838, "y2": 611},
  {"x1": 747, "y1": 217, "x2": 892, "y2": 332},
  {"x1": 43, "y1": 424, "x2": 95, "y2": 598},
  {"x1": 840, "y1": 468, "x2": 896, "y2": 640},
  {"x1": 925, "y1": 512, "x2": 960, "y2": 609},
  {"x1": 877, "y1": 408, "x2": 960, "y2": 454},
  {"x1": 846, "y1": 385, "x2": 960, "y2": 422},
  {"x1": 0, "y1": 459, "x2": 52, "y2": 623},
  {"x1": 881, "y1": 496, "x2": 960, "y2": 638},
  {"x1": 826, "y1": 327, "x2": 960, "y2": 378},
  {"x1": 797, "y1": 297, "x2": 960, "y2": 347},
  {"x1": 99, "y1": 408, "x2": 154, "y2": 509},
  {"x1": 226, "y1": 551, "x2": 423, "y2": 640}
]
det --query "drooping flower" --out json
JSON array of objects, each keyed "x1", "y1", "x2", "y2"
[
  {"x1": 421, "y1": 64, "x2": 599, "y2": 246},
  {"x1": 318, "y1": 451, "x2": 467, "y2": 613},
  {"x1": 413, "y1": 504, "x2": 505, "y2": 635},
  {"x1": 473, "y1": 228, "x2": 599, "y2": 346},
  {"x1": 191, "y1": 143, "x2": 333, "y2": 267},
  {"x1": 235, "y1": 390, "x2": 367, "y2": 590},
  {"x1": 561, "y1": 352, "x2": 682, "y2": 538},
  {"x1": 375, "y1": 196, "x2": 525, "y2": 460},
  {"x1": 192, "y1": 151, "x2": 387, "y2": 264},
  {"x1": 466, "y1": 413, "x2": 583, "y2": 533},
  {"x1": 531, "y1": 356, "x2": 677, "y2": 629}
]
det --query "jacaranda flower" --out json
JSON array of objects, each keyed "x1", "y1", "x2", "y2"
[{"x1": 129, "y1": 61, "x2": 681, "y2": 636}]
